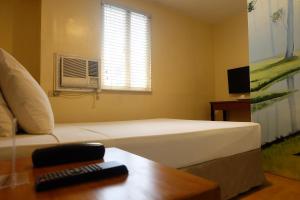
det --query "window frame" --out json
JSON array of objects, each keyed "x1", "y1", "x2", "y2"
[{"x1": 100, "y1": 1, "x2": 152, "y2": 92}]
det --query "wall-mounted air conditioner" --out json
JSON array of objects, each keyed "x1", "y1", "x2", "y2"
[{"x1": 55, "y1": 54, "x2": 100, "y2": 92}]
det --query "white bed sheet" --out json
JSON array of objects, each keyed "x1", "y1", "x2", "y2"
[
  {"x1": 0, "y1": 134, "x2": 58, "y2": 147},
  {"x1": 0, "y1": 119, "x2": 261, "y2": 168},
  {"x1": 54, "y1": 119, "x2": 261, "y2": 168}
]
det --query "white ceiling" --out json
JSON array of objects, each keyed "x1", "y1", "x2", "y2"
[{"x1": 148, "y1": 0, "x2": 247, "y2": 24}]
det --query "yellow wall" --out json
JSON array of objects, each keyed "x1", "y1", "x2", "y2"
[
  {"x1": 0, "y1": 0, "x2": 41, "y2": 81},
  {"x1": 0, "y1": 1, "x2": 13, "y2": 54},
  {"x1": 213, "y1": 11, "x2": 250, "y2": 101},
  {"x1": 40, "y1": 0, "x2": 214, "y2": 123},
  {"x1": 212, "y1": 11, "x2": 251, "y2": 121},
  {"x1": 1, "y1": 0, "x2": 250, "y2": 123}
]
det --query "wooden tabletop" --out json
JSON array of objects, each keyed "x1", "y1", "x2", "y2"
[{"x1": 0, "y1": 148, "x2": 220, "y2": 200}]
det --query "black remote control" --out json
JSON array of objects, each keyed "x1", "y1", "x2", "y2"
[
  {"x1": 35, "y1": 161, "x2": 128, "y2": 191},
  {"x1": 32, "y1": 143, "x2": 105, "y2": 167}
]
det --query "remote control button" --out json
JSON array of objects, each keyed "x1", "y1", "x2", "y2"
[
  {"x1": 69, "y1": 168, "x2": 83, "y2": 175},
  {"x1": 90, "y1": 165, "x2": 98, "y2": 171},
  {"x1": 74, "y1": 168, "x2": 82, "y2": 173},
  {"x1": 39, "y1": 178, "x2": 46, "y2": 182},
  {"x1": 62, "y1": 170, "x2": 68, "y2": 176},
  {"x1": 85, "y1": 166, "x2": 94, "y2": 173},
  {"x1": 94, "y1": 165, "x2": 101, "y2": 170},
  {"x1": 86, "y1": 165, "x2": 94, "y2": 172},
  {"x1": 95, "y1": 165, "x2": 102, "y2": 170},
  {"x1": 81, "y1": 167, "x2": 89, "y2": 173},
  {"x1": 48, "y1": 174, "x2": 55, "y2": 180},
  {"x1": 66, "y1": 170, "x2": 73, "y2": 176}
]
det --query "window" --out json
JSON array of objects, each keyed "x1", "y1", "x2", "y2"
[{"x1": 101, "y1": 3, "x2": 151, "y2": 91}]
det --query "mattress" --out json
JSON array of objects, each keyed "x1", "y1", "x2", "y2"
[{"x1": 0, "y1": 119, "x2": 261, "y2": 168}]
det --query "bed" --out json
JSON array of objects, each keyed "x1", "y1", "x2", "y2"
[{"x1": 0, "y1": 119, "x2": 265, "y2": 199}]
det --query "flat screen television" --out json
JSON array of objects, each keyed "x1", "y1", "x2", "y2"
[{"x1": 227, "y1": 66, "x2": 250, "y2": 94}]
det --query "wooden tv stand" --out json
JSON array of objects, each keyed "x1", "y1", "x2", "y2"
[{"x1": 210, "y1": 100, "x2": 250, "y2": 121}]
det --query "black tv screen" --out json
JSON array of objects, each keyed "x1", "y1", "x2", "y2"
[{"x1": 227, "y1": 66, "x2": 250, "y2": 94}]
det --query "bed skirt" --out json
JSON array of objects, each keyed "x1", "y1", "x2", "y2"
[{"x1": 180, "y1": 149, "x2": 265, "y2": 200}]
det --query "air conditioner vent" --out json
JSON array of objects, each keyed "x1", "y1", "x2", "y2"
[
  {"x1": 63, "y1": 58, "x2": 86, "y2": 78},
  {"x1": 88, "y1": 61, "x2": 99, "y2": 77},
  {"x1": 55, "y1": 54, "x2": 100, "y2": 92}
]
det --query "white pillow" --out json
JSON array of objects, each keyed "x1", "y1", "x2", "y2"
[
  {"x1": 0, "y1": 48, "x2": 54, "y2": 134},
  {"x1": 0, "y1": 92, "x2": 15, "y2": 137}
]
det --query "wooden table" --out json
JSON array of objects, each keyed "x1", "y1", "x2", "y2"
[
  {"x1": 210, "y1": 100, "x2": 250, "y2": 121},
  {"x1": 0, "y1": 148, "x2": 220, "y2": 200}
]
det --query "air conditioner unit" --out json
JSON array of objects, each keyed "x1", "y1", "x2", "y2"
[{"x1": 55, "y1": 54, "x2": 100, "y2": 92}]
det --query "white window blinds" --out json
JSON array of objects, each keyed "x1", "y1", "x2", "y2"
[{"x1": 102, "y1": 4, "x2": 151, "y2": 91}]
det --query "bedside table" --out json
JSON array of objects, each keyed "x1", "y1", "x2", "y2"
[{"x1": 0, "y1": 148, "x2": 220, "y2": 200}]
